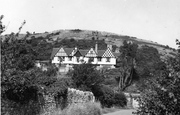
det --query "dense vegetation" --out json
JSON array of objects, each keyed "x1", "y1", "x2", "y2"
[{"x1": 135, "y1": 40, "x2": 180, "y2": 115}]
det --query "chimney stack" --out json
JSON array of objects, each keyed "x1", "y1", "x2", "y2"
[
  {"x1": 115, "y1": 47, "x2": 120, "y2": 53},
  {"x1": 95, "y1": 41, "x2": 98, "y2": 53},
  {"x1": 107, "y1": 44, "x2": 112, "y2": 51}
]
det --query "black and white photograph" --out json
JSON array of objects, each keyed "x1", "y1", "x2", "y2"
[{"x1": 1, "y1": 0, "x2": 180, "y2": 115}]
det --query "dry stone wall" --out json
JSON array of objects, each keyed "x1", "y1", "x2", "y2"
[
  {"x1": 67, "y1": 88, "x2": 95, "y2": 105},
  {"x1": 41, "y1": 88, "x2": 95, "y2": 114}
]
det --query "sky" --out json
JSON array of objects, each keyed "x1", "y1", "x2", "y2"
[{"x1": 1, "y1": 0, "x2": 180, "y2": 48}]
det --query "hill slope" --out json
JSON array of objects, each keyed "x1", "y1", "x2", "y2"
[{"x1": 1, "y1": 29, "x2": 177, "y2": 59}]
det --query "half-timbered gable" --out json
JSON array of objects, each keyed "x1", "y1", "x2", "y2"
[
  {"x1": 85, "y1": 48, "x2": 97, "y2": 57},
  {"x1": 55, "y1": 47, "x2": 68, "y2": 57},
  {"x1": 102, "y1": 48, "x2": 115, "y2": 58}
]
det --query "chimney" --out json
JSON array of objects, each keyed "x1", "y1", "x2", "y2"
[
  {"x1": 95, "y1": 41, "x2": 98, "y2": 53},
  {"x1": 115, "y1": 47, "x2": 120, "y2": 53},
  {"x1": 107, "y1": 44, "x2": 112, "y2": 51}
]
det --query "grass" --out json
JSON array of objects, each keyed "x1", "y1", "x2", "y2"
[
  {"x1": 102, "y1": 106, "x2": 129, "y2": 114},
  {"x1": 40, "y1": 102, "x2": 102, "y2": 115}
]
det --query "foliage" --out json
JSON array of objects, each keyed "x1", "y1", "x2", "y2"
[
  {"x1": 0, "y1": 15, "x2": 5, "y2": 34},
  {"x1": 71, "y1": 63, "x2": 104, "y2": 91},
  {"x1": 1, "y1": 98, "x2": 42, "y2": 115},
  {"x1": 1, "y1": 31, "x2": 58, "y2": 114},
  {"x1": 176, "y1": 39, "x2": 180, "y2": 53},
  {"x1": 28, "y1": 36, "x2": 53, "y2": 60},
  {"x1": 1, "y1": 35, "x2": 37, "y2": 101},
  {"x1": 116, "y1": 40, "x2": 138, "y2": 91},
  {"x1": 93, "y1": 85, "x2": 115, "y2": 108},
  {"x1": 135, "y1": 41, "x2": 180, "y2": 115},
  {"x1": 92, "y1": 85, "x2": 127, "y2": 108},
  {"x1": 113, "y1": 92, "x2": 127, "y2": 107},
  {"x1": 135, "y1": 45, "x2": 165, "y2": 78},
  {"x1": 135, "y1": 45, "x2": 166, "y2": 91}
]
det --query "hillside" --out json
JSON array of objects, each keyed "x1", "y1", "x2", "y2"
[{"x1": 1, "y1": 29, "x2": 177, "y2": 60}]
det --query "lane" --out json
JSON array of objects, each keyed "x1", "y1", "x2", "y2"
[{"x1": 104, "y1": 109, "x2": 136, "y2": 115}]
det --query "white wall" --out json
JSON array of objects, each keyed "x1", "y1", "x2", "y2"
[
  {"x1": 52, "y1": 56, "x2": 116, "y2": 66},
  {"x1": 52, "y1": 56, "x2": 60, "y2": 63}
]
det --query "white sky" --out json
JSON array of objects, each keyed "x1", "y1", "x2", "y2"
[{"x1": 1, "y1": 0, "x2": 180, "y2": 48}]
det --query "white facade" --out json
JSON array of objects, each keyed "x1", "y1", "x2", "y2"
[
  {"x1": 52, "y1": 56, "x2": 116, "y2": 65},
  {"x1": 51, "y1": 45, "x2": 119, "y2": 70}
]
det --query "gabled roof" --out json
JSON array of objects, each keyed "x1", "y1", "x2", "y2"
[
  {"x1": 50, "y1": 48, "x2": 60, "y2": 59},
  {"x1": 64, "y1": 48, "x2": 74, "y2": 56},
  {"x1": 113, "y1": 52, "x2": 120, "y2": 57},
  {"x1": 50, "y1": 47, "x2": 120, "y2": 59},
  {"x1": 79, "y1": 50, "x2": 89, "y2": 56},
  {"x1": 85, "y1": 48, "x2": 97, "y2": 57},
  {"x1": 102, "y1": 48, "x2": 115, "y2": 58},
  {"x1": 97, "y1": 50, "x2": 106, "y2": 57},
  {"x1": 73, "y1": 50, "x2": 82, "y2": 57}
]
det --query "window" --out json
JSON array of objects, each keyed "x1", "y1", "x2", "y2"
[
  {"x1": 90, "y1": 51, "x2": 93, "y2": 54},
  {"x1": 98, "y1": 57, "x2": 102, "y2": 62},
  {"x1": 89, "y1": 57, "x2": 94, "y2": 62},
  {"x1": 106, "y1": 57, "x2": 110, "y2": 62},
  {"x1": 59, "y1": 57, "x2": 65, "y2": 62},
  {"x1": 68, "y1": 56, "x2": 72, "y2": 61},
  {"x1": 77, "y1": 57, "x2": 80, "y2": 62}
]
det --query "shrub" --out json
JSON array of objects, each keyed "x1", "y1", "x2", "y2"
[
  {"x1": 135, "y1": 58, "x2": 180, "y2": 115},
  {"x1": 92, "y1": 85, "x2": 127, "y2": 108},
  {"x1": 113, "y1": 92, "x2": 127, "y2": 107},
  {"x1": 92, "y1": 85, "x2": 114, "y2": 108},
  {"x1": 62, "y1": 102, "x2": 102, "y2": 115}
]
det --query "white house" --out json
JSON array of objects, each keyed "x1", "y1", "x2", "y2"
[{"x1": 50, "y1": 43, "x2": 120, "y2": 72}]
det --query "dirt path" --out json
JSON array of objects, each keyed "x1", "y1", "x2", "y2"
[{"x1": 104, "y1": 109, "x2": 136, "y2": 115}]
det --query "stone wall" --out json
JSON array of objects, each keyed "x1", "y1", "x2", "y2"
[
  {"x1": 67, "y1": 88, "x2": 95, "y2": 105},
  {"x1": 41, "y1": 88, "x2": 95, "y2": 114}
]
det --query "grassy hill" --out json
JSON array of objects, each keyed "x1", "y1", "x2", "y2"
[{"x1": 1, "y1": 29, "x2": 177, "y2": 60}]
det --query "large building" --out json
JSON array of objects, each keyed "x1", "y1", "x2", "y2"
[{"x1": 50, "y1": 43, "x2": 120, "y2": 72}]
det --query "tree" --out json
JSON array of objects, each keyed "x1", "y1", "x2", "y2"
[
  {"x1": 135, "y1": 45, "x2": 166, "y2": 91},
  {"x1": 135, "y1": 41, "x2": 180, "y2": 115},
  {"x1": 0, "y1": 15, "x2": 5, "y2": 34},
  {"x1": 116, "y1": 40, "x2": 138, "y2": 91},
  {"x1": 70, "y1": 63, "x2": 104, "y2": 91},
  {"x1": 1, "y1": 34, "x2": 39, "y2": 102}
]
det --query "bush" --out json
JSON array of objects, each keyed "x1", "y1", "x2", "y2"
[
  {"x1": 135, "y1": 58, "x2": 180, "y2": 115},
  {"x1": 62, "y1": 102, "x2": 102, "y2": 115},
  {"x1": 92, "y1": 85, "x2": 127, "y2": 108},
  {"x1": 113, "y1": 92, "x2": 127, "y2": 107},
  {"x1": 92, "y1": 85, "x2": 114, "y2": 108}
]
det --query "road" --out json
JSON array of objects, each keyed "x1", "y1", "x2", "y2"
[{"x1": 104, "y1": 109, "x2": 136, "y2": 115}]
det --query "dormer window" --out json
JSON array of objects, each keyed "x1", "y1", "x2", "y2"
[
  {"x1": 58, "y1": 57, "x2": 65, "y2": 62},
  {"x1": 98, "y1": 57, "x2": 102, "y2": 62},
  {"x1": 90, "y1": 51, "x2": 93, "y2": 54},
  {"x1": 106, "y1": 57, "x2": 110, "y2": 62},
  {"x1": 68, "y1": 56, "x2": 72, "y2": 61}
]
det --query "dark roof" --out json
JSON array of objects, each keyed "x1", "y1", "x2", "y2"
[
  {"x1": 79, "y1": 50, "x2": 89, "y2": 56},
  {"x1": 113, "y1": 52, "x2": 120, "y2": 57},
  {"x1": 97, "y1": 50, "x2": 106, "y2": 57},
  {"x1": 50, "y1": 48, "x2": 59, "y2": 59},
  {"x1": 50, "y1": 47, "x2": 120, "y2": 59},
  {"x1": 64, "y1": 48, "x2": 74, "y2": 56}
]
